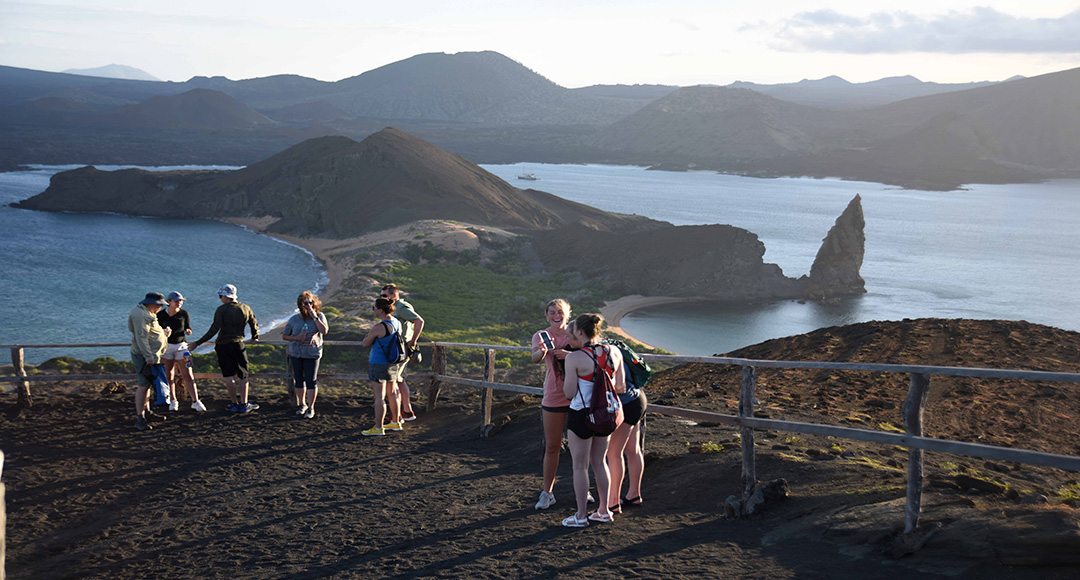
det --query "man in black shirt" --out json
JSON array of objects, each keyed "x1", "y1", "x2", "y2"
[{"x1": 190, "y1": 284, "x2": 260, "y2": 413}]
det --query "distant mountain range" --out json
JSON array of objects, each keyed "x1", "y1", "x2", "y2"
[
  {"x1": 61, "y1": 64, "x2": 161, "y2": 82},
  {"x1": 726, "y1": 75, "x2": 1020, "y2": 110},
  {"x1": 1, "y1": 51, "x2": 1078, "y2": 188}
]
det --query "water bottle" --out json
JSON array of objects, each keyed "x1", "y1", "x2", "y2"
[{"x1": 183, "y1": 350, "x2": 193, "y2": 368}]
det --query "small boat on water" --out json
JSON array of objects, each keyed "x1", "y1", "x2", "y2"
[{"x1": 516, "y1": 166, "x2": 539, "y2": 181}]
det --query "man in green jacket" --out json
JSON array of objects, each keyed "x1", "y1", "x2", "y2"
[
  {"x1": 190, "y1": 284, "x2": 260, "y2": 413},
  {"x1": 129, "y1": 292, "x2": 169, "y2": 431}
]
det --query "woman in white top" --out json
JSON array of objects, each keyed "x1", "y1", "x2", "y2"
[{"x1": 560, "y1": 314, "x2": 625, "y2": 527}]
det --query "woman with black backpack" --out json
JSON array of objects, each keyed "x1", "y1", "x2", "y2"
[{"x1": 560, "y1": 314, "x2": 625, "y2": 527}]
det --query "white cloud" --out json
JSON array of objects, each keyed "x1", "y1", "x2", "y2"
[{"x1": 772, "y1": 6, "x2": 1080, "y2": 53}]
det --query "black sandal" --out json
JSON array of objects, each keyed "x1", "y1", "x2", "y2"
[
  {"x1": 609, "y1": 504, "x2": 622, "y2": 514},
  {"x1": 621, "y1": 496, "x2": 643, "y2": 507}
]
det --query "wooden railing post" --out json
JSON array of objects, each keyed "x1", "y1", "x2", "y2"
[
  {"x1": 480, "y1": 349, "x2": 495, "y2": 437},
  {"x1": 903, "y1": 372, "x2": 931, "y2": 534},
  {"x1": 11, "y1": 348, "x2": 31, "y2": 410},
  {"x1": 427, "y1": 344, "x2": 446, "y2": 412},
  {"x1": 739, "y1": 365, "x2": 757, "y2": 502},
  {"x1": 1, "y1": 449, "x2": 6, "y2": 580}
]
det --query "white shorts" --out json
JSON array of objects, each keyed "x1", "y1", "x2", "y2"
[{"x1": 163, "y1": 342, "x2": 190, "y2": 360}]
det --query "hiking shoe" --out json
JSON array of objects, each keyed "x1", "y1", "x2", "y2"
[
  {"x1": 384, "y1": 421, "x2": 403, "y2": 432},
  {"x1": 239, "y1": 402, "x2": 259, "y2": 413},
  {"x1": 191, "y1": 400, "x2": 207, "y2": 413},
  {"x1": 535, "y1": 491, "x2": 556, "y2": 510},
  {"x1": 135, "y1": 416, "x2": 152, "y2": 431},
  {"x1": 226, "y1": 403, "x2": 241, "y2": 412},
  {"x1": 402, "y1": 411, "x2": 417, "y2": 422},
  {"x1": 168, "y1": 399, "x2": 180, "y2": 412},
  {"x1": 303, "y1": 407, "x2": 315, "y2": 419},
  {"x1": 145, "y1": 409, "x2": 167, "y2": 422},
  {"x1": 296, "y1": 404, "x2": 308, "y2": 416},
  {"x1": 361, "y1": 427, "x2": 385, "y2": 437}
]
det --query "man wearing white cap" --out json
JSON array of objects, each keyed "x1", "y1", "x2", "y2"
[{"x1": 190, "y1": 284, "x2": 260, "y2": 413}]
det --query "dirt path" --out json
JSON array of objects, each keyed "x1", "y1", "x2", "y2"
[{"x1": 3, "y1": 376, "x2": 1076, "y2": 579}]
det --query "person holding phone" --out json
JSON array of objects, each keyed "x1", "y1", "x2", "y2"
[{"x1": 531, "y1": 298, "x2": 574, "y2": 510}]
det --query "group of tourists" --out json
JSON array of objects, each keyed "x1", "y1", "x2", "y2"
[
  {"x1": 130, "y1": 286, "x2": 638, "y2": 527},
  {"x1": 531, "y1": 299, "x2": 647, "y2": 528},
  {"x1": 127, "y1": 283, "x2": 424, "y2": 434},
  {"x1": 128, "y1": 284, "x2": 263, "y2": 431}
]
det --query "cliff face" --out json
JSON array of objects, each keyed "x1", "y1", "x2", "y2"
[{"x1": 534, "y1": 195, "x2": 865, "y2": 302}]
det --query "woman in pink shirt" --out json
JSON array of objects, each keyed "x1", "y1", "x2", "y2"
[{"x1": 530, "y1": 299, "x2": 573, "y2": 510}]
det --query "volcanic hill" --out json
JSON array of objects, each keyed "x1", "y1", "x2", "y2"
[{"x1": 15, "y1": 127, "x2": 866, "y2": 301}]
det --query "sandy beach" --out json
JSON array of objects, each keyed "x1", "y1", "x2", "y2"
[
  {"x1": 598, "y1": 294, "x2": 699, "y2": 351},
  {"x1": 225, "y1": 217, "x2": 697, "y2": 351}
]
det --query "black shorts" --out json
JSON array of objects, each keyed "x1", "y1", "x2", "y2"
[
  {"x1": 215, "y1": 342, "x2": 249, "y2": 379},
  {"x1": 541, "y1": 405, "x2": 570, "y2": 413},
  {"x1": 567, "y1": 408, "x2": 606, "y2": 439},
  {"x1": 623, "y1": 392, "x2": 647, "y2": 426}
]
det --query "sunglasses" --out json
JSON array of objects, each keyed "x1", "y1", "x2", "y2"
[{"x1": 303, "y1": 300, "x2": 315, "y2": 305}]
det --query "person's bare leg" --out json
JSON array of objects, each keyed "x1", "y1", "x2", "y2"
[
  {"x1": 180, "y1": 364, "x2": 199, "y2": 402},
  {"x1": 135, "y1": 386, "x2": 149, "y2": 417},
  {"x1": 164, "y1": 358, "x2": 180, "y2": 402},
  {"x1": 226, "y1": 377, "x2": 238, "y2": 405},
  {"x1": 606, "y1": 424, "x2": 631, "y2": 508},
  {"x1": 399, "y1": 379, "x2": 413, "y2": 415},
  {"x1": 567, "y1": 432, "x2": 592, "y2": 520},
  {"x1": 239, "y1": 378, "x2": 250, "y2": 405},
  {"x1": 372, "y1": 381, "x2": 386, "y2": 427},
  {"x1": 542, "y1": 410, "x2": 568, "y2": 493},
  {"x1": 590, "y1": 437, "x2": 613, "y2": 517},
  {"x1": 387, "y1": 382, "x2": 401, "y2": 423},
  {"x1": 624, "y1": 424, "x2": 645, "y2": 501}
]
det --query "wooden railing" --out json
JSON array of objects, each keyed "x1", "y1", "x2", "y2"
[{"x1": 4, "y1": 340, "x2": 1080, "y2": 541}]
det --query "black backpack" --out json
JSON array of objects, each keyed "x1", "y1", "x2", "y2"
[
  {"x1": 603, "y1": 338, "x2": 652, "y2": 389},
  {"x1": 381, "y1": 321, "x2": 408, "y2": 364}
]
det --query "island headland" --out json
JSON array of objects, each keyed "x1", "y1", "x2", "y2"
[{"x1": 15, "y1": 127, "x2": 866, "y2": 324}]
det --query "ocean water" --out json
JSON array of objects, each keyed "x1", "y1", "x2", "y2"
[
  {"x1": 0, "y1": 165, "x2": 327, "y2": 364},
  {"x1": 483, "y1": 164, "x2": 1080, "y2": 356}
]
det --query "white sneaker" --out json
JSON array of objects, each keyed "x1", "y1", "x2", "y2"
[
  {"x1": 296, "y1": 405, "x2": 308, "y2": 416},
  {"x1": 168, "y1": 399, "x2": 180, "y2": 412},
  {"x1": 303, "y1": 407, "x2": 315, "y2": 419},
  {"x1": 191, "y1": 400, "x2": 207, "y2": 413},
  {"x1": 587, "y1": 491, "x2": 596, "y2": 504},
  {"x1": 535, "y1": 491, "x2": 556, "y2": 510}
]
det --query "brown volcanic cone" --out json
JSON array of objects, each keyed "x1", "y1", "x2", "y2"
[
  {"x1": 18, "y1": 127, "x2": 653, "y2": 237},
  {"x1": 213, "y1": 128, "x2": 577, "y2": 236}
]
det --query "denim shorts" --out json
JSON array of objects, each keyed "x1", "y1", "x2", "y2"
[{"x1": 368, "y1": 363, "x2": 391, "y2": 382}]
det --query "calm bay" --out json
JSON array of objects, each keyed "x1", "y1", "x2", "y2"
[{"x1": 483, "y1": 164, "x2": 1080, "y2": 356}]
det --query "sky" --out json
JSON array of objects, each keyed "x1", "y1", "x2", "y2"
[{"x1": 3, "y1": 1, "x2": 1080, "y2": 87}]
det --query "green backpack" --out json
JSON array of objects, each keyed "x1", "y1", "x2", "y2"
[{"x1": 602, "y1": 338, "x2": 652, "y2": 389}]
